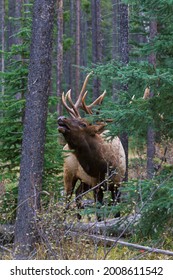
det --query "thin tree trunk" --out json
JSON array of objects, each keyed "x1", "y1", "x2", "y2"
[
  {"x1": 119, "y1": 2, "x2": 129, "y2": 181},
  {"x1": 112, "y1": 0, "x2": 119, "y2": 100},
  {"x1": 147, "y1": 126, "x2": 155, "y2": 178},
  {"x1": 14, "y1": 1, "x2": 23, "y2": 100},
  {"x1": 7, "y1": 0, "x2": 15, "y2": 50},
  {"x1": 146, "y1": 20, "x2": 157, "y2": 179},
  {"x1": 14, "y1": 0, "x2": 55, "y2": 259},
  {"x1": 92, "y1": 0, "x2": 102, "y2": 99},
  {"x1": 76, "y1": 0, "x2": 81, "y2": 98},
  {"x1": 69, "y1": 0, "x2": 75, "y2": 90},
  {"x1": 119, "y1": 3, "x2": 129, "y2": 66},
  {"x1": 57, "y1": 0, "x2": 63, "y2": 115},
  {"x1": 112, "y1": 0, "x2": 119, "y2": 60},
  {"x1": 1, "y1": 0, "x2": 5, "y2": 96},
  {"x1": 80, "y1": 9, "x2": 88, "y2": 77}
]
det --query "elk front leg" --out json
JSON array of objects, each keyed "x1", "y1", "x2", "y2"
[
  {"x1": 75, "y1": 182, "x2": 91, "y2": 210},
  {"x1": 94, "y1": 188, "x2": 104, "y2": 222},
  {"x1": 64, "y1": 172, "x2": 77, "y2": 209},
  {"x1": 110, "y1": 185, "x2": 121, "y2": 218}
]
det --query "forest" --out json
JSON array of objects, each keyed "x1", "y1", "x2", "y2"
[{"x1": 1, "y1": 0, "x2": 173, "y2": 260}]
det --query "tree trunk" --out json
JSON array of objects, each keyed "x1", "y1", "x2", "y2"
[
  {"x1": 119, "y1": 1, "x2": 129, "y2": 181},
  {"x1": 75, "y1": 0, "x2": 81, "y2": 97},
  {"x1": 14, "y1": 1, "x2": 23, "y2": 100},
  {"x1": 112, "y1": 0, "x2": 119, "y2": 61},
  {"x1": 69, "y1": 0, "x2": 75, "y2": 90},
  {"x1": 14, "y1": 0, "x2": 55, "y2": 259},
  {"x1": 57, "y1": 0, "x2": 63, "y2": 115},
  {"x1": 147, "y1": 20, "x2": 157, "y2": 179},
  {"x1": 112, "y1": 0, "x2": 119, "y2": 100},
  {"x1": 7, "y1": 0, "x2": 15, "y2": 50},
  {"x1": 0, "y1": 0, "x2": 5, "y2": 96},
  {"x1": 119, "y1": 3, "x2": 129, "y2": 65},
  {"x1": 80, "y1": 9, "x2": 88, "y2": 78},
  {"x1": 91, "y1": 0, "x2": 102, "y2": 99}
]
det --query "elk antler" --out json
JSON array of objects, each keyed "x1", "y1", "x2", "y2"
[
  {"x1": 62, "y1": 72, "x2": 106, "y2": 118},
  {"x1": 81, "y1": 90, "x2": 106, "y2": 115}
]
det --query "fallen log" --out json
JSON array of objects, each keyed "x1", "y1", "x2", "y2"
[
  {"x1": 0, "y1": 214, "x2": 139, "y2": 246},
  {"x1": 65, "y1": 214, "x2": 141, "y2": 237}
]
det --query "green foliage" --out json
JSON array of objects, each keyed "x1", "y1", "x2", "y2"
[
  {"x1": 136, "y1": 173, "x2": 173, "y2": 239},
  {"x1": 0, "y1": 11, "x2": 30, "y2": 178},
  {"x1": 120, "y1": 167, "x2": 173, "y2": 240},
  {"x1": 92, "y1": 50, "x2": 173, "y2": 141},
  {"x1": 81, "y1": 0, "x2": 91, "y2": 14},
  {"x1": 0, "y1": 182, "x2": 18, "y2": 223},
  {"x1": 85, "y1": 0, "x2": 173, "y2": 144},
  {"x1": 43, "y1": 108, "x2": 64, "y2": 203},
  {"x1": 63, "y1": 35, "x2": 74, "y2": 52}
]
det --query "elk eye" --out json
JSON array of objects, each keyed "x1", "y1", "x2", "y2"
[{"x1": 80, "y1": 122, "x2": 87, "y2": 128}]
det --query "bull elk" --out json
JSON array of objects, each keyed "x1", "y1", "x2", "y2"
[{"x1": 58, "y1": 72, "x2": 126, "y2": 220}]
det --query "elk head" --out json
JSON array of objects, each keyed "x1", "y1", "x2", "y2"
[{"x1": 58, "y1": 116, "x2": 105, "y2": 149}]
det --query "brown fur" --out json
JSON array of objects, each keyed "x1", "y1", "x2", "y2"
[{"x1": 58, "y1": 116, "x2": 126, "y2": 214}]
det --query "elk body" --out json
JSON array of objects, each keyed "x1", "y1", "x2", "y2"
[{"x1": 58, "y1": 73, "x2": 126, "y2": 219}]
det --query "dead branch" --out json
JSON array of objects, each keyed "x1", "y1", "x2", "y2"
[
  {"x1": 70, "y1": 231, "x2": 173, "y2": 257},
  {"x1": 0, "y1": 244, "x2": 12, "y2": 254}
]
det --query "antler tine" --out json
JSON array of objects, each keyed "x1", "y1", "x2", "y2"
[
  {"x1": 62, "y1": 91, "x2": 77, "y2": 118},
  {"x1": 81, "y1": 90, "x2": 106, "y2": 115},
  {"x1": 66, "y1": 90, "x2": 80, "y2": 118},
  {"x1": 75, "y1": 71, "x2": 93, "y2": 108},
  {"x1": 81, "y1": 91, "x2": 92, "y2": 114}
]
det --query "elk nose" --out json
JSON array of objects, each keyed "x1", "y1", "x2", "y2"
[
  {"x1": 58, "y1": 116, "x2": 66, "y2": 122},
  {"x1": 58, "y1": 116, "x2": 67, "y2": 126}
]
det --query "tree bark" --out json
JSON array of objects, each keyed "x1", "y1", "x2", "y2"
[
  {"x1": 57, "y1": 0, "x2": 63, "y2": 115},
  {"x1": 91, "y1": 0, "x2": 102, "y2": 99},
  {"x1": 14, "y1": 0, "x2": 55, "y2": 259},
  {"x1": 112, "y1": 0, "x2": 119, "y2": 100},
  {"x1": 80, "y1": 9, "x2": 88, "y2": 77},
  {"x1": 7, "y1": 0, "x2": 15, "y2": 50},
  {"x1": 119, "y1": 2, "x2": 129, "y2": 181},
  {"x1": 75, "y1": 0, "x2": 81, "y2": 97},
  {"x1": 0, "y1": 0, "x2": 5, "y2": 96},
  {"x1": 119, "y1": 3, "x2": 129, "y2": 65}
]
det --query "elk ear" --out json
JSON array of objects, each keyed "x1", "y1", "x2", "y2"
[
  {"x1": 96, "y1": 123, "x2": 106, "y2": 134},
  {"x1": 94, "y1": 123, "x2": 106, "y2": 134},
  {"x1": 87, "y1": 123, "x2": 105, "y2": 136}
]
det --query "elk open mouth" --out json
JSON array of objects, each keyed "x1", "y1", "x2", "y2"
[{"x1": 58, "y1": 117, "x2": 70, "y2": 133}]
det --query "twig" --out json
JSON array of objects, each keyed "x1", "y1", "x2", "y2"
[{"x1": 0, "y1": 244, "x2": 12, "y2": 254}]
